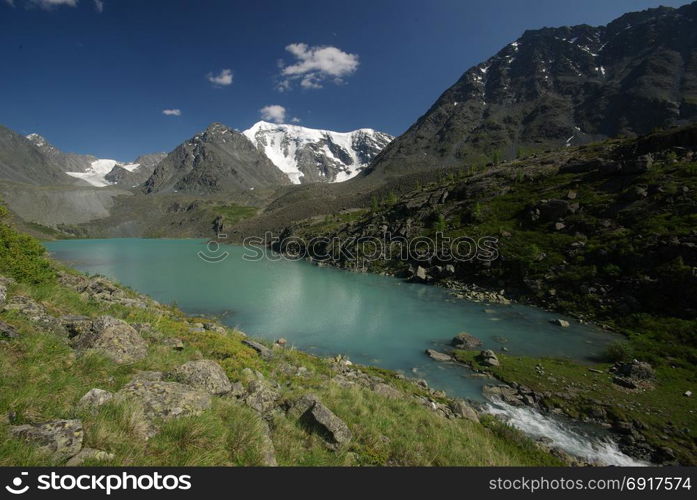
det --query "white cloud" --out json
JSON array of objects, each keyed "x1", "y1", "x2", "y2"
[
  {"x1": 4, "y1": 0, "x2": 16, "y2": 7},
  {"x1": 93, "y1": 0, "x2": 103, "y2": 12},
  {"x1": 30, "y1": 0, "x2": 77, "y2": 9},
  {"x1": 290, "y1": 117, "x2": 301, "y2": 123},
  {"x1": 277, "y1": 43, "x2": 359, "y2": 90},
  {"x1": 206, "y1": 68, "x2": 233, "y2": 87},
  {"x1": 162, "y1": 109, "x2": 181, "y2": 116},
  {"x1": 260, "y1": 105, "x2": 286, "y2": 124}
]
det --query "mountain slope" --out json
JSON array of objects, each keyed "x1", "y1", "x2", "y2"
[
  {"x1": 25, "y1": 133, "x2": 97, "y2": 173},
  {"x1": 144, "y1": 123, "x2": 290, "y2": 195},
  {"x1": 243, "y1": 121, "x2": 393, "y2": 183},
  {"x1": 365, "y1": 1, "x2": 697, "y2": 178},
  {"x1": 105, "y1": 152, "x2": 167, "y2": 188},
  {"x1": 0, "y1": 126, "x2": 76, "y2": 186}
]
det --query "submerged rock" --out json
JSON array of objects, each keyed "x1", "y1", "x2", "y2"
[
  {"x1": 10, "y1": 419, "x2": 83, "y2": 460},
  {"x1": 172, "y1": 359, "x2": 232, "y2": 395},
  {"x1": 425, "y1": 349, "x2": 452, "y2": 362}
]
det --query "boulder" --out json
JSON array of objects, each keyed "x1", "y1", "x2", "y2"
[
  {"x1": 171, "y1": 360, "x2": 232, "y2": 395},
  {"x1": 449, "y1": 400, "x2": 479, "y2": 422},
  {"x1": 370, "y1": 383, "x2": 402, "y2": 400},
  {"x1": 482, "y1": 385, "x2": 523, "y2": 406},
  {"x1": 70, "y1": 316, "x2": 148, "y2": 364},
  {"x1": 242, "y1": 380, "x2": 280, "y2": 414},
  {"x1": 66, "y1": 448, "x2": 114, "y2": 466},
  {"x1": 290, "y1": 395, "x2": 352, "y2": 448},
  {"x1": 0, "y1": 320, "x2": 19, "y2": 339},
  {"x1": 10, "y1": 419, "x2": 83, "y2": 460},
  {"x1": 425, "y1": 349, "x2": 452, "y2": 362},
  {"x1": 614, "y1": 360, "x2": 655, "y2": 381},
  {"x1": 77, "y1": 388, "x2": 113, "y2": 413},
  {"x1": 478, "y1": 349, "x2": 500, "y2": 367},
  {"x1": 115, "y1": 379, "x2": 211, "y2": 436},
  {"x1": 242, "y1": 339, "x2": 273, "y2": 360},
  {"x1": 451, "y1": 332, "x2": 483, "y2": 350}
]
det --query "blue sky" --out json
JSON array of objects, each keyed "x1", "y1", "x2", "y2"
[{"x1": 0, "y1": 0, "x2": 690, "y2": 160}]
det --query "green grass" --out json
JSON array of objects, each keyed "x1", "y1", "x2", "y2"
[{"x1": 212, "y1": 204, "x2": 258, "y2": 226}]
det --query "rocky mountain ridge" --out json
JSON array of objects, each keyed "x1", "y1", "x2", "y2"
[
  {"x1": 365, "y1": 1, "x2": 697, "y2": 178},
  {"x1": 242, "y1": 121, "x2": 393, "y2": 184}
]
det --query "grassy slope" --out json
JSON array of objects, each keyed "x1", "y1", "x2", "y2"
[{"x1": 0, "y1": 204, "x2": 561, "y2": 466}]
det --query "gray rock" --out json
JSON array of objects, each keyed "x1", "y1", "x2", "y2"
[
  {"x1": 77, "y1": 388, "x2": 113, "y2": 413},
  {"x1": 478, "y1": 349, "x2": 500, "y2": 367},
  {"x1": 425, "y1": 349, "x2": 452, "y2": 362},
  {"x1": 451, "y1": 332, "x2": 483, "y2": 349},
  {"x1": 685, "y1": 390, "x2": 693, "y2": 397},
  {"x1": 171, "y1": 359, "x2": 232, "y2": 395},
  {"x1": 242, "y1": 339, "x2": 272, "y2": 360},
  {"x1": 70, "y1": 316, "x2": 148, "y2": 364},
  {"x1": 415, "y1": 265, "x2": 428, "y2": 282},
  {"x1": 258, "y1": 421, "x2": 277, "y2": 466},
  {"x1": 291, "y1": 395, "x2": 352, "y2": 448},
  {"x1": 115, "y1": 379, "x2": 211, "y2": 436},
  {"x1": 482, "y1": 385, "x2": 523, "y2": 406},
  {"x1": 370, "y1": 382, "x2": 402, "y2": 399},
  {"x1": 66, "y1": 448, "x2": 114, "y2": 466},
  {"x1": 614, "y1": 360, "x2": 655, "y2": 381},
  {"x1": 4, "y1": 296, "x2": 64, "y2": 334},
  {"x1": 242, "y1": 380, "x2": 280, "y2": 414},
  {"x1": 10, "y1": 419, "x2": 83, "y2": 460},
  {"x1": 449, "y1": 400, "x2": 479, "y2": 422},
  {"x1": 0, "y1": 319, "x2": 19, "y2": 339}
]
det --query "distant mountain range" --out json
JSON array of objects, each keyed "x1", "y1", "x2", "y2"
[{"x1": 365, "y1": 1, "x2": 697, "y2": 178}]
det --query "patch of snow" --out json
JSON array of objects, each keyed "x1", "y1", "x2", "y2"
[
  {"x1": 65, "y1": 159, "x2": 138, "y2": 187},
  {"x1": 242, "y1": 121, "x2": 391, "y2": 184}
]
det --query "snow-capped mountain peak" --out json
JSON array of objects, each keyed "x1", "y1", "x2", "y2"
[{"x1": 242, "y1": 121, "x2": 393, "y2": 184}]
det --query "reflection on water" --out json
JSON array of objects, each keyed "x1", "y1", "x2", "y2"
[{"x1": 46, "y1": 238, "x2": 618, "y2": 401}]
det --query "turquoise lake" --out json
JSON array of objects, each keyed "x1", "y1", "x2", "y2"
[{"x1": 45, "y1": 238, "x2": 617, "y2": 402}]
